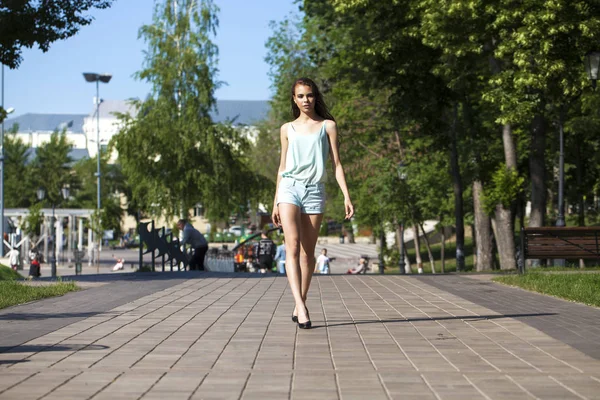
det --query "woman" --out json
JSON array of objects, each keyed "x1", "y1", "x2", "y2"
[{"x1": 272, "y1": 78, "x2": 354, "y2": 329}]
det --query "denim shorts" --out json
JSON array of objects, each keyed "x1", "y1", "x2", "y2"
[{"x1": 277, "y1": 177, "x2": 326, "y2": 214}]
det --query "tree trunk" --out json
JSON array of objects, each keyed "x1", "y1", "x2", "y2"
[
  {"x1": 412, "y1": 223, "x2": 423, "y2": 273},
  {"x1": 493, "y1": 123, "x2": 517, "y2": 270},
  {"x1": 576, "y1": 140, "x2": 585, "y2": 268},
  {"x1": 492, "y1": 205, "x2": 517, "y2": 270},
  {"x1": 473, "y1": 180, "x2": 493, "y2": 271},
  {"x1": 528, "y1": 114, "x2": 546, "y2": 267},
  {"x1": 346, "y1": 224, "x2": 356, "y2": 244},
  {"x1": 419, "y1": 222, "x2": 436, "y2": 274},
  {"x1": 450, "y1": 104, "x2": 466, "y2": 271},
  {"x1": 440, "y1": 224, "x2": 446, "y2": 273}
]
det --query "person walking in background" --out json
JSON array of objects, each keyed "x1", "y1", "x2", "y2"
[
  {"x1": 256, "y1": 230, "x2": 276, "y2": 273},
  {"x1": 315, "y1": 248, "x2": 331, "y2": 274},
  {"x1": 271, "y1": 77, "x2": 354, "y2": 329},
  {"x1": 177, "y1": 219, "x2": 209, "y2": 271},
  {"x1": 28, "y1": 249, "x2": 41, "y2": 278},
  {"x1": 274, "y1": 238, "x2": 286, "y2": 274}
]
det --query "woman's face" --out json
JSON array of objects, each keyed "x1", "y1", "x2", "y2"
[{"x1": 293, "y1": 84, "x2": 315, "y2": 113}]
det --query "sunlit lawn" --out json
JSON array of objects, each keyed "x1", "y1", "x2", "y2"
[
  {"x1": 493, "y1": 271, "x2": 600, "y2": 307},
  {"x1": 0, "y1": 265, "x2": 79, "y2": 310}
]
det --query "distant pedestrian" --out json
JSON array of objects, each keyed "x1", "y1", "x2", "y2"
[
  {"x1": 256, "y1": 230, "x2": 276, "y2": 273},
  {"x1": 315, "y1": 248, "x2": 331, "y2": 274},
  {"x1": 274, "y1": 238, "x2": 286, "y2": 274},
  {"x1": 7, "y1": 248, "x2": 20, "y2": 271},
  {"x1": 28, "y1": 249, "x2": 41, "y2": 278},
  {"x1": 177, "y1": 219, "x2": 209, "y2": 271}
]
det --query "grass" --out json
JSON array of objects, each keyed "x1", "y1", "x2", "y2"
[
  {"x1": 0, "y1": 264, "x2": 23, "y2": 281},
  {"x1": 493, "y1": 271, "x2": 600, "y2": 307},
  {"x1": 0, "y1": 264, "x2": 79, "y2": 310}
]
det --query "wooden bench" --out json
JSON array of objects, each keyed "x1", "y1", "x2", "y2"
[{"x1": 520, "y1": 227, "x2": 600, "y2": 273}]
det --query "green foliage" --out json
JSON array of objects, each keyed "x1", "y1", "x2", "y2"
[
  {"x1": 0, "y1": 1, "x2": 114, "y2": 69},
  {"x1": 483, "y1": 167, "x2": 525, "y2": 214},
  {"x1": 0, "y1": 281, "x2": 79, "y2": 309},
  {"x1": 3, "y1": 129, "x2": 32, "y2": 207},
  {"x1": 113, "y1": 0, "x2": 263, "y2": 222},
  {"x1": 22, "y1": 202, "x2": 44, "y2": 239},
  {"x1": 31, "y1": 130, "x2": 75, "y2": 206}
]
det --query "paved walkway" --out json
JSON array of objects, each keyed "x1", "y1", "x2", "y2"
[{"x1": 1, "y1": 273, "x2": 600, "y2": 399}]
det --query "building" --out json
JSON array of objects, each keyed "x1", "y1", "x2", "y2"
[{"x1": 4, "y1": 100, "x2": 270, "y2": 236}]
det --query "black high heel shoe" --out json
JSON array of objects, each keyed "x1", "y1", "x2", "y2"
[
  {"x1": 291, "y1": 312, "x2": 298, "y2": 323},
  {"x1": 297, "y1": 306, "x2": 311, "y2": 329}
]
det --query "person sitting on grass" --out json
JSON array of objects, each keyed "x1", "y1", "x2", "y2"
[{"x1": 347, "y1": 256, "x2": 369, "y2": 274}]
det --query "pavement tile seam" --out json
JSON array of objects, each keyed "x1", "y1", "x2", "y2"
[
  {"x1": 315, "y1": 277, "x2": 339, "y2": 375},
  {"x1": 417, "y1": 275, "x2": 600, "y2": 361},
  {"x1": 328, "y1": 277, "x2": 379, "y2": 372},
  {"x1": 1, "y1": 278, "x2": 219, "y2": 372},
  {"x1": 209, "y1": 278, "x2": 280, "y2": 370},
  {"x1": 171, "y1": 278, "x2": 273, "y2": 370},
  {"x1": 248, "y1": 281, "x2": 289, "y2": 370},
  {"x1": 0, "y1": 281, "x2": 206, "y2": 353},
  {"x1": 0, "y1": 371, "x2": 39, "y2": 396},
  {"x1": 548, "y1": 376, "x2": 589, "y2": 400},
  {"x1": 2, "y1": 275, "x2": 600, "y2": 399},
  {"x1": 0, "y1": 278, "x2": 221, "y2": 368},
  {"x1": 355, "y1": 277, "x2": 461, "y2": 373},
  {"x1": 329, "y1": 277, "x2": 420, "y2": 372},
  {"x1": 419, "y1": 373, "x2": 443, "y2": 400},
  {"x1": 462, "y1": 374, "x2": 494, "y2": 400},
  {"x1": 51, "y1": 278, "x2": 234, "y2": 369},
  {"x1": 387, "y1": 276, "x2": 587, "y2": 374},
  {"x1": 131, "y1": 278, "x2": 259, "y2": 369},
  {"x1": 367, "y1": 277, "x2": 514, "y2": 374}
]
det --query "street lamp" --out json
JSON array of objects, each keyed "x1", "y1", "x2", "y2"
[
  {"x1": 397, "y1": 162, "x2": 408, "y2": 274},
  {"x1": 0, "y1": 63, "x2": 16, "y2": 257},
  {"x1": 37, "y1": 186, "x2": 70, "y2": 278},
  {"x1": 82, "y1": 73, "x2": 111, "y2": 212}
]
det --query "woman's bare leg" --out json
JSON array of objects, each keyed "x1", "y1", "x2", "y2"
[
  {"x1": 299, "y1": 213, "x2": 324, "y2": 310},
  {"x1": 278, "y1": 204, "x2": 308, "y2": 322}
]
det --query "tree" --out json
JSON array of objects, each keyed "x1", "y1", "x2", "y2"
[
  {"x1": 114, "y1": 0, "x2": 260, "y2": 221},
  {"x1": 0, "y1": 0, "x2": 114, "y2": 69},
  {"x1": 30, "y1": 130, "x2": 75, "y2": 206},
  {"x1": 3, "y1": 125, "x2": 32, "y2": 207}
]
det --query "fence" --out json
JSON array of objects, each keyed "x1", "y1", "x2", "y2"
[{"x1": 205, "y1": 248, "x2": 235, "y2": 273}]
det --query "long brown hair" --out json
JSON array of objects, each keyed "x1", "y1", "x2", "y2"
[{"x1": 291, "y1": 78, "x2": 335, "y2": 121}]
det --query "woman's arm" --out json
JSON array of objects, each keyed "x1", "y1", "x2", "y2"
[
  {"x1": 326, "y1": 120, "x2": 355, "y2": 220},
  {"x1": 272, "y1": 123, "x2": 289, "y2": 227}
]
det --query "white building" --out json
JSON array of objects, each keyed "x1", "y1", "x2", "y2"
[
  {"x1": 5, "y1": 99, "x2": 268, "y2": 160},
  {"x1": 4, "y1": 100, "x2": 270, "y2": 234}
]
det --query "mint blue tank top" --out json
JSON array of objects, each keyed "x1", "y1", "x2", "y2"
[{"x1": 280, "y1": 121, "x2": 330, "y2": 184}]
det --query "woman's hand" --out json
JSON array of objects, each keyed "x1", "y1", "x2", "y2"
[
  {"x1": 272, "y1": 203, "x2": 281, "y2": 227},
  {"x1": 344, "y1": 198, "x2": 354, "y2": 220}
]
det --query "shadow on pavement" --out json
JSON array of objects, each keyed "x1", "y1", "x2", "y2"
[
  {"x1": 0, "y1": 311, "x2": 109, "y2": 321},
  {"x1": 312, "y1": 312, "x2": 558, "y2": 329},
  {"x1": 0, "y1": 344, "x2": 109, "y2": 353}
]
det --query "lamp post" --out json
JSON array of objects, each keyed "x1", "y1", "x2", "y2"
[
  {"x1": 37, "y1": 186, "x2": 70, "y2": 278},
  {"x1": 83, "y1": 73, "x2": 111, "y2": 212},
  {"x1": 0, "y1": 63, "x2": 16, "y2": 257},
  {"x1": 378, "y1": 217, "x2": 385, "y2": 274},
  {"x1": 397, "y1": 162, "x2": 408, "y2": 274}
]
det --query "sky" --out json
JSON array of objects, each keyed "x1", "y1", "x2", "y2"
[{"x1": 2, "y1": 0, "x2": 300, "y2": 117}]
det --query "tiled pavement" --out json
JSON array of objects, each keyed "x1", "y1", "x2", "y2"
[{"x1": 0, "y1": 273, "x2": 599, "y2": 399}]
